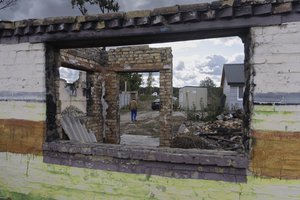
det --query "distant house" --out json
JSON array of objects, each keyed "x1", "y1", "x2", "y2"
[
  {"x1": 119, "y1": 91, "x2": 138, "y2": 109},
  {"x1": 179, "y1": 86, "x2": 208, "y2": 110},
  {"x1": 221, "y1": 64, "x2": 245, "y2": 110}
]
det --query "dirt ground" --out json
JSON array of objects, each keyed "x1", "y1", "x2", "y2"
[
  {"x1": 119, "y1": 108, "x2": 244, "y2": 151},
  {"x1": 120, "y1": 110, "x2": 186, "y2": 146}
]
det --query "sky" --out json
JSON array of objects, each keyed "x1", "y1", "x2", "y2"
[{"x1": 0, "y1": 0, "x2": 244, "y2": 87}]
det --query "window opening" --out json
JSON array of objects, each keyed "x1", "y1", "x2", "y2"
[
  {"x1": 47, "y1": 36, "x2": 247, "y2": 153},
  {"x1": 238, "y1": 86, "x2": 244, "y2": 100}
]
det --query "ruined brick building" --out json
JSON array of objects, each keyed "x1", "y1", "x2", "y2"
[{"x1": 1, "y1": 0, "x2": 300, "y2": 199}]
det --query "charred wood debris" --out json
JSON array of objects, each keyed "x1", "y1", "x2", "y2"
[{"x1": 171, "y1": 109, "x2": 245, "y2": 152}]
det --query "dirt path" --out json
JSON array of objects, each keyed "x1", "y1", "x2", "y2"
[
  {"x1": 120, "y1": 111, "x2": 186, "y2": 136},
  {"x1": 119, "y1": 110, "x2": 186, "y2": 146}
]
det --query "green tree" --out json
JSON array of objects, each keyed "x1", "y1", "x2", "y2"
[
  {"x1": 71, "y1": 0, "x2": 119, "y2": 15},
  {"x1": 199, "y1": 77, "x2": 216, "y2": 88},
  {"x1": 119, "y1": 73, "x2": 142, "y2": 92},
  {"x1": 90, "y1": 0, "x2": 119, "y2": 13},
  {"x1": 71, "y1": 0, "x2": 88, "y2": 15},
  {"x1": 0, "y1": 0, "x2": 18, "y2": 11},
  {"x1": 146, "y1": 72, "x2": 155, "y2": 95}
]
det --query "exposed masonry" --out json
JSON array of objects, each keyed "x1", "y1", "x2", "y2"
[
  {"x1": 54, "y1": 46, "x2": 173, "y2": 145},
  {"x1": 108, "y1": 46, "x2": 172, "y2": 72},
  {"x1": 55, "y1": 48, "x2": 107, "y2": 142},
  {"x1": 60, "y1": 49, "x2": 105, "y2": 72},
  {"x1": 43, "y1": 141, "x2": 248, "y2": 183},
  {"x1": 106, "y1": 46, "x2": 173, "y2": 145}
]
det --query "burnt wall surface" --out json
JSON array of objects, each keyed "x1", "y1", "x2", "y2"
[{"x1": 43, "y1": 141, "x2": 248, "y2": 183}]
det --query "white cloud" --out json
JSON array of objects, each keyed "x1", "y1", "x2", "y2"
[
  {"x1": 212, "y1": 37, "x2": 243, "y2": 47},
  {"x1": 59, "y1": 67, "x2": 79, "y2": 83},
  {"x1": 227, "y1": 53, "x2": 245, "y2": 64}
]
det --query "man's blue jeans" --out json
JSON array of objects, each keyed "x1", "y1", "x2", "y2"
[{"x1": 131, "y1": 109, "x2": 137, "y2": 121}]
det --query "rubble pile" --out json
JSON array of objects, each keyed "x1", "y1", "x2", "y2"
[{"x1": 171, "y1": 112, "x2": 244, "y2": 152}]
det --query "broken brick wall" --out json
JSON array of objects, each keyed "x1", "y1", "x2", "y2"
[
  {"x1": 106, "y1": 46, "x2": 173, "y2": 146},
  {"x1": 108, "y1": 45, "x2": 172, "y2": 72},
  {"x1": 59, "y1": 48, "x2": 107, "y2": 141}
]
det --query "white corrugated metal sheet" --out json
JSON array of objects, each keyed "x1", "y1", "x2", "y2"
[{"x1": 61, "y1": 115, "x2": 97, "y2": 143}]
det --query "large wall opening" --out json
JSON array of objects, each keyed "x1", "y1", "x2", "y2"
[
  {"x1": 42, "y1": 25, "x2": 251, "y2": 182},
  {"x1": 45, "y1": 34, "x2": 249, "y2": 152},
  {"x1": 119, "y1": 72, "x2": 161, "y2": 147}
]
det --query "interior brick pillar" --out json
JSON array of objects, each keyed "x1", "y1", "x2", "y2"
[
  {"x1": 104, "y1": 71, "x2": 120, "y2": 144},
  {"x1": 86, "y1": 72, "x2": 103, "y2": 142},
  {"x1": 159, "y1": 69, "x2": 173, "y2": 147}
]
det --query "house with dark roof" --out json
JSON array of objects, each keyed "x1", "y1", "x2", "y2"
[
  {"x1": 221, "y1": 64, "x2": 245, "y2": 110},
  {"x1": 179, "y1": 86, "x2": 208, "y2": 110}
]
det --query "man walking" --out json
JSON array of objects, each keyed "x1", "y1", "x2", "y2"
[{"x1": 129, "y1": 98, "x2": 138, "y2": 122}]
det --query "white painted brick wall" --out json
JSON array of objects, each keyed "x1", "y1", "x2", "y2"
[
  {"x1": 0, "y1": 43, "x2": 46, "y2": 93},
  {"x1": 251, "y1": 22, "x2": 300, "y2": 132},
  {"x1": 251, "y1": 22, "x2": 300, "y2": 94},
  {"x1": 0, "y1": 43, "x2": 46, "y2": 121}
]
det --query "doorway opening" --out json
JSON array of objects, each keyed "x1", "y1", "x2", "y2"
[{"x1": 119, "y1": 72, "x2": 161, "y2": 147}]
